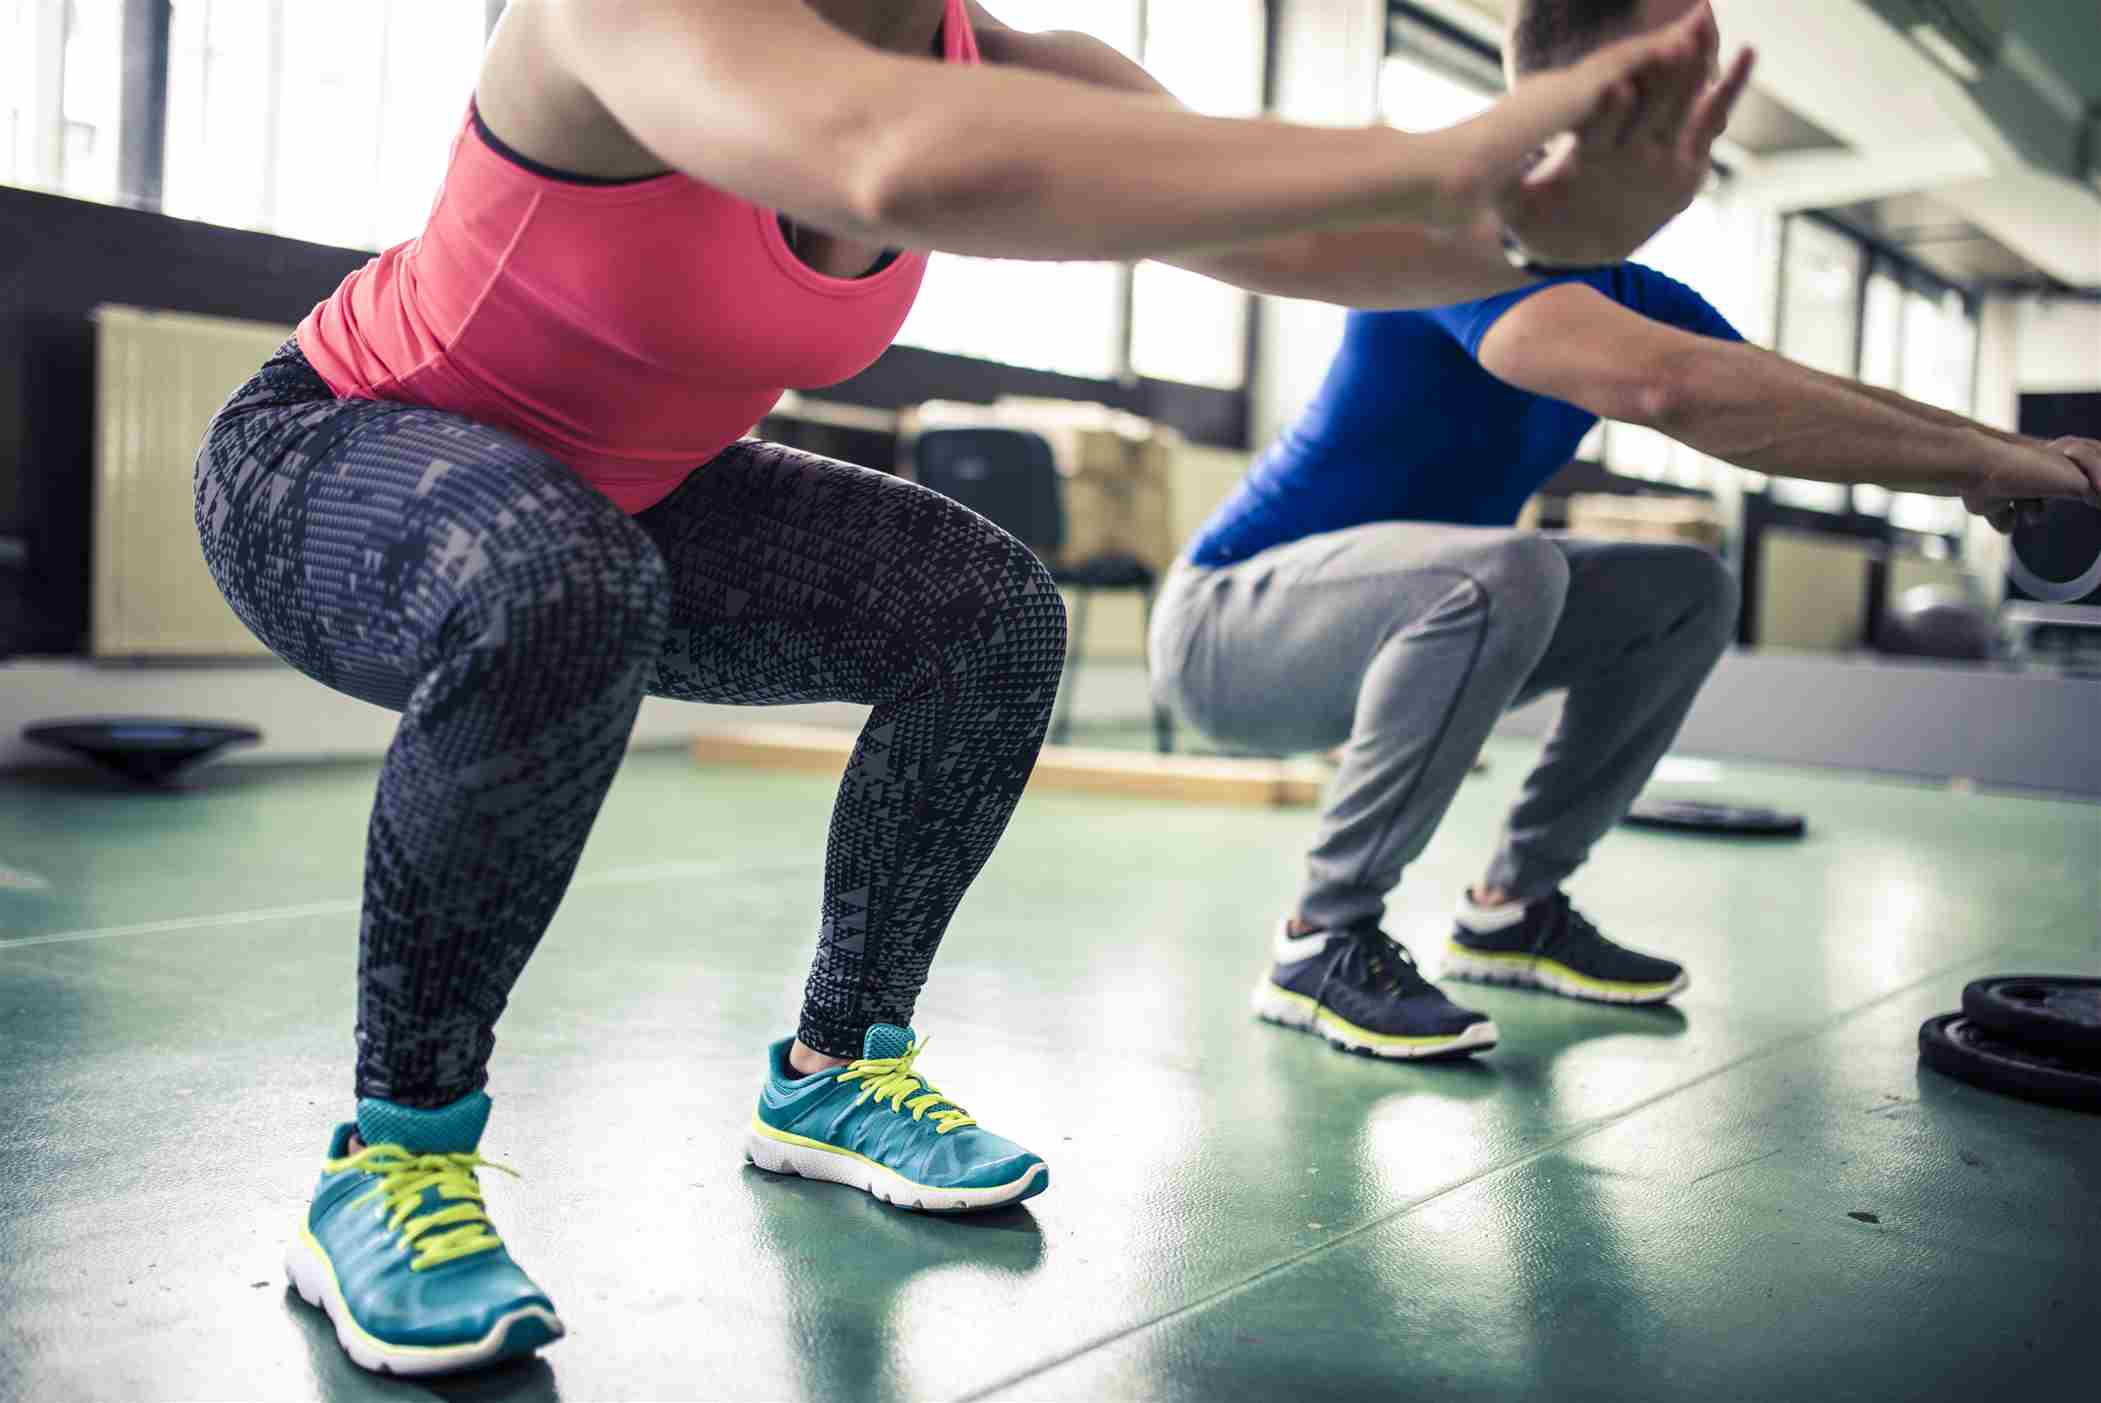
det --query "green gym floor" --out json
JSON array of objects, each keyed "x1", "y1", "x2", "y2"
[{"x1": 1, "y1": 738, "x2": 2095, "y2": 1401}]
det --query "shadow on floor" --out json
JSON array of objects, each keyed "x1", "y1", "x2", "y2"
[{"x1": 283, "y1": 1285, "x2": 564, "y2": 1403}]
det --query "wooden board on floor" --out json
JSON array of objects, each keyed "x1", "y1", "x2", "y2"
[{"x1": 690, "y1": 723, "x2": 1328, "y2": 807}]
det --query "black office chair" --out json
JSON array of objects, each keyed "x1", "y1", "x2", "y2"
[{"x1": 911, "y1": 426, "x2": 1174, "y2": 753}]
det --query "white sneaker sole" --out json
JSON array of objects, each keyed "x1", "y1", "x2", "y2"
[
  {"x1": 1250, "y1": 979, "x2": 1499, "y2": 1059},
  {"x1": 284, "y1": 1227, "x2": 564, "y2": 1377},
  {"x1": 1441, "y1": 945, "x2": 1689, "y2": 1005},
  {"x1": 745, "y1": 1118, "x2": 1048, "y2": 1212}
]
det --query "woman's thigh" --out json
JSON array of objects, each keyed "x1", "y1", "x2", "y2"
[{"x1": 195, "y1": 345, "x2": 662, "y2": 713}]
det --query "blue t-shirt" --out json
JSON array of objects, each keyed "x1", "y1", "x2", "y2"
[{"x1": 1187, "y1": 263, "x2": 1742, "y2": 567}]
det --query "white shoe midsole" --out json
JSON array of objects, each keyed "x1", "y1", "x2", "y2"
[
  {"x1": 1249, "y1": 980, "x2": 1498, "y2": 1058},
  {"x1": 1441, "y1": 947, "x2": 1688, "y2": 1005},
  {"x1": 284, "y1": 1228, "x2": 562, "y2": 1378},
  {"x1": 744, "y1": 1120, "x2": 1045, "y2": 1212}
]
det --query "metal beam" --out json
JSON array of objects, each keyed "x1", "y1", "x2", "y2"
[
  {"x1": 117, "y1": 0, "x2": 172, "y2": 210},
  {"x1": 1729, "y1": 141, "x2": 1994, "y2": 213}
]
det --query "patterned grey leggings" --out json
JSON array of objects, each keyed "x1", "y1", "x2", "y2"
[{"x1": 195, "y1": 343, "x2": 1066, "y2": 1105}]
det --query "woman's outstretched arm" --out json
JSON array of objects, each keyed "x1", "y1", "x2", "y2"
[
  {"x1": 537, "y1": 0, "x2": 1733, "y2": 272},
  {"x1": 964, "y1": 4, "x2": 1752, "y2": 307}
]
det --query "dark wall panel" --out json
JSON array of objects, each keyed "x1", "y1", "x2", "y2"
[{"x1": 0, "y1": 185, "x2": 369, "y2": 653}]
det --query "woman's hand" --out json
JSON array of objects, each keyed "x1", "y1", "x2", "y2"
[{"x1": 1477, "y1": 5, "x2": 1755, "y2": 267}]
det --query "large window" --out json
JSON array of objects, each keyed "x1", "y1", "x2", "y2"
[
  {"x1": 1768, "y1": 217, "x2": 1866, "y2": 512},
  {"x1": 3, "y1": 0, "x2": 125, "y2": 203},
  {"x1": 162, "y1": 0, "x2": 486, "y2": 251},
  {"x1": 1888, "y1": 283, "x2": 1977, "y2": 533},
  {"x1": 1828, "y1": 246, "x2": 1978, "y2": 532},
  {"x1": 898, "y1": 0, "x2": 1265, "y2": 387},
  {"x1": 5, "y1": 0, "x2": 485, "y2": 246},
  {"x1": 1127, "y1": 0, "x2": 1265, "y2": 389}
]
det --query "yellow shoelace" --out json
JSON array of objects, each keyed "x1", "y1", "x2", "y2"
[
  {"x1": 836, "y1": 1038, "x2": 978, "y2": 1134},
  {"x1": 329, "y1": 1144, "x2": 518, "y2": 1271}
]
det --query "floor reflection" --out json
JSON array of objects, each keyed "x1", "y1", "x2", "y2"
[{"x1": 739, "y1": 1167, "x2": 1047, "y2": 1402}]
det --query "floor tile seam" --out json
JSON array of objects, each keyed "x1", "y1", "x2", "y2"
[
  {"x1": 953, "y1": 939, "x2": 2016, "y2": 1403},
  {"x1": 0, "y1": 858, "x2": 823, "y2": 952}
]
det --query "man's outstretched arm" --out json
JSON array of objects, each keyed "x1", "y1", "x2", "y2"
[{"x1": 1474, "y1": 285, "x2": 2101, "y2": 506}]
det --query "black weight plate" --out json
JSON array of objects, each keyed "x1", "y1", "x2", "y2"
[
  {"x1": 1621, "y1": 798, "x2": 1806, "y2": 838},
  {"x1": 1961, "y1": 976, "x2": 2101, "y2": 1056},
  {"x1": 2008, "y1": 501, "x2": 2101, "y2": 604},
  {"x1": 1917, "y1": 1014, "x2": 2101, "y2": 1112}
]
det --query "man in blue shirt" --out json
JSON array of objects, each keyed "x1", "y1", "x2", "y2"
[{"x1": 1149, "y1": 0, "x2": 2101, "y2": 1061}]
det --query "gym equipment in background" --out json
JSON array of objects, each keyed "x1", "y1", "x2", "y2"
[
  {"x1": 912, "y1": 425, "x2": 1175, "y2": 753},
  {"x1": 1876, "y1": 584, "x2": 1997, "y2": 661},
  {"x1": 2006, "y1": 501, "x2": 2101, "y2": 607},
  {"x1": 23, "y1": 718, "x2": 261, "y2": 785},
  {"x1": 1960, "y1": 976, "x2": 2101, "y2": 1056},
  {"x1": 1918, "y1": 1012, "x2": 2101, "y2": 1113},
  {"x1": 1621, "y1": 797, "x2": 1807, "y2": 838}
]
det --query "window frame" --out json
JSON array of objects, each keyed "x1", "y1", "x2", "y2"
[
  {"x1": 1777, "y1": 210, "x2": 1981, "y2": 528},
  {"x1": 902, "y1": 0, "x2": 1262, "y2": 397}
]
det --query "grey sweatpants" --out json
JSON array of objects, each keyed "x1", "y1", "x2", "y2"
[{"x1": 1148, "y1": 523, "x2": 1738, "y2": 931}]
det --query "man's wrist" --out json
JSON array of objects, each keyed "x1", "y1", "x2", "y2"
[{"x1": 1980, "y1": 434, "x2": 2083, "y2": 500}]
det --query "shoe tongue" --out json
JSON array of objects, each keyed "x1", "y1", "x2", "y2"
[
  {"x1": 356, "y1": 1091, "x2": 490, "y2": 1155},
  {"x1": 862, "y1": 1024, "x2": 915, "y2": 1061}
]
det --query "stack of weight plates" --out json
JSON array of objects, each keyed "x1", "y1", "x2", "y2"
[{"x1": 1918, "y1": 977, "x2": 2101, "y2": 1112}]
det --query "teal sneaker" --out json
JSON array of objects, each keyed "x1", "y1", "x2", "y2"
[
  {"x1": 284, "y1": 1091, "x2": 564, "y2": 1376},
  {"x1": 746, "y1": 1025, "x2": 1049, "y2": 1212}
]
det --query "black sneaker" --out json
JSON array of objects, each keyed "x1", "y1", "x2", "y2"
[
  {"x1": 1252, "y1": 921, "x2": 1499, "y2": 1059},
  {"x1": 1443, "y1": 892, "x2": 1687, "y2": 1005}
]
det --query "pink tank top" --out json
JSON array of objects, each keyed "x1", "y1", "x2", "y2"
[{"x1": 298, "y1": 0, "x2": 979, "y2": 513}]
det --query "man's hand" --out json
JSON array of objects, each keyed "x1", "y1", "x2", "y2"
[
  {"x1": 1492, "y1": 16, "x2": 1753, "y2": 267},
  {"x1": 1964, "y1": 437, "x2": 2101, "y2": 532},
  {"x1": 2049, "y1": 436, "x2": 2101, "y2": 508},
  {"x1": 1963, "y1": 496, "x2": 2047, "y2": 535}
]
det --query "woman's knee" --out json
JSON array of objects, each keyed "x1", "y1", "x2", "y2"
[{"x1": 932, "y1": 522, "x2": 1068, "y2": 689}]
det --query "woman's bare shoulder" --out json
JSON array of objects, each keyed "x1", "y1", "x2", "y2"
[{"x1": 475, "y1": 0, "x2": 673, "y2": 180}]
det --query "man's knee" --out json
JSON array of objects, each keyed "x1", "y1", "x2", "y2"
[
  {"x1": 1474, "y1": 534, "x2": 1572, "y2": 612},
  {"x1": 1671, "y1": 547, "x2": 1739, "y2": 648},
  {"x1": 1466, "y1": 535, "x2": 1571, "y2": 657}
]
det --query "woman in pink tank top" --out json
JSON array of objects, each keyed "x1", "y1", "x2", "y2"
[{"x1": 195, "y1": 0, "x2": 1748, "y2": 1374}]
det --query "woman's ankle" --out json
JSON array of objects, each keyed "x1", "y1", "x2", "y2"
[{"x1": 788, "y1": 1039, "x2": 851, "y2": 1077}]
